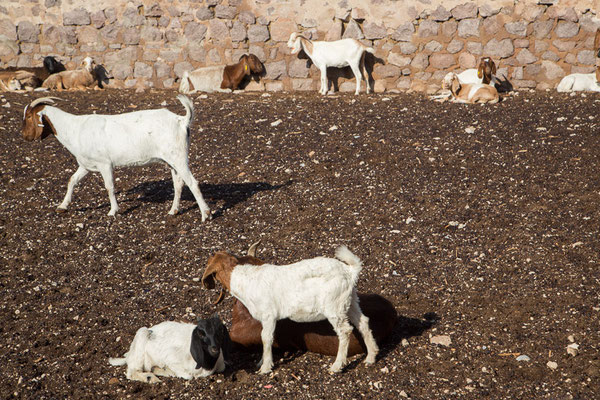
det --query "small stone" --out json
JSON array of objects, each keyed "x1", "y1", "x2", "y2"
[
  {"x1": 568, "y1": 335, "x2": 575, "y2": 342},
  {"x1": 430, "y1": 335, "x2": 451, "y2": 347},
  {"x1": 401, "y1": 338, "x2": 409, "y2": 347},
  {"x1": 400, "y1": 390, "x2": 409, "y2": 398},
  {"x1": 271, "y1": 119, "x2": 282, "y2": 127},
  {"x1": 516, "y1": 355, "x2": 530, "y2": 362},
  {"x1": 567, "y1": 343, "x2": 579, "y2": 356},
  {"x1": 547, "y1": 361, "x2": 558, "y2": 370},
  {"x1": 108, "y1": 377, "x2": 120, "y2": 385},
  {"x1": 465, "y1": 126, "x2": 475, "y2": 134}
]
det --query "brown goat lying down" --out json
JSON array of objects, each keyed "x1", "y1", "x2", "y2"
[
  {"x1": 0, "y1": 56, "x2": 65, "y2": 91},
  {"x1": 227, "y1": 250, "x2": 397, "y2": 356},
  {"x1": 179, "y1": 54, "x2": 264, "y2": 94}
]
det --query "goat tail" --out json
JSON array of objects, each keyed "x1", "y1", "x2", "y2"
[
  {"x1": 176, "y1": 94, "x2": 194, "y2": 130},
  {"x1": 179, "y1": 71, "x2": 190, "y2": 94},
  {"x1": 335, "y1": 245, "x2": 362, "y2": 283},
  {"x1": 108, "y1": 357, "x2": 127, "y2": 366}
]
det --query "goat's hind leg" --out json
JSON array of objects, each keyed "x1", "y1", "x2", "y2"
[
  {"x1": 328, "y1": 316, "x2": 353, "y2": 373},
  {"x1": 350, "y1": 63, "x2": 363, "y2": 95},
  {"x1": 98, "y1": 165, "x2": 119, "y2": 216},
  {"x1": 170, "y1": 161, "x2": 210, "y2": 221},
  {"x1": 168, "y1": 168, "x2": 184, "y2": 215},
  {"x1": 57, "y1": 165, "x2": 89, "y2": 212},
  {"x1": 258, "y1": 319, "x2": 276, "y2": 374},
  {"x1": 348, "y1": 291, "x2": 379, "y2": 364}
]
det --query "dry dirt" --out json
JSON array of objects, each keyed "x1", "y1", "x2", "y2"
[{"x1": 0, "y1": 88, "x2": 599, "y2": 399}]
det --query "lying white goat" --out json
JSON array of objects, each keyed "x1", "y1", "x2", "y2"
[
  {"x1": 557, "y1": 29, "x2": 600, "y2": 92},
  {"x1": 556, "y1": 70, "x2": 600, "y2": 92},
  {"x1": 202, "y1": 245, "x2": 379, "y2": 374},
  {"x1": 287, "y1": 32, "x2": 374, "y2": 95},
  {"x1": 109, "y1": 316, "x2": 230, "y2": 383},
  {"x1": 22, "y1": 96, "x2": 210, "y2": 220}
]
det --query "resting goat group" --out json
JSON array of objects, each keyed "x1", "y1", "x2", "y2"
[
  {"x1": 21, "y1": 95, "x2": 210, "y2": 220},
  {"x1": 202, "y1": 245, "x2": 379, "y2": 374},
  {"x1": 287, "y1": 32, "x2": 374, "y2": 95},
  {"x1": 179, "y1": 54, "x2": 263, "y2": 94},
  {"x1": 0, "y1": 56, "x2": 65, "y2": 91},
  {"x1": 109, "y1": 316, "x2": 230, "y2": 383}
]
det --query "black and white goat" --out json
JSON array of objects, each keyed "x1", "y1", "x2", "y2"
[
  {"x1": 21, "y1": 96, "x2": 210, "y2": 219},
  {"x1": 109, "y1": 316, "x2": 231, "y2": 383}
]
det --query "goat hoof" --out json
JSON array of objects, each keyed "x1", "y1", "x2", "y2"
[
  {"x1": 329, "y1": 365, "x2": 343, "y2": 374},
  {"x1": 258, "y1": 367, "x2": 272, "y2": 375},
  {"x1": 168, "y1": 209, "x2": 179, "y2": 216}
]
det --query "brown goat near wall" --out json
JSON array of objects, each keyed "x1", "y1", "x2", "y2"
[
  {"x1": 227, "y1": 245, "x2": 397, "y2": 357},
  {"x1": 179, "y1": 54, "x2": 264, "y2": 94},
  {"x1": 0, "y1": 56, "x2": 65, "y2": 91},
  {"x1": 42, "y1": 57, "x2": 98, "y2": 91}
]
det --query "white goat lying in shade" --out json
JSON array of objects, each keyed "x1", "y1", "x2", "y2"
[
  {"x1": 109, "y1": 316, "x2": 230, "y2": 383},
  {"x1": 202, "y1": 245, "x2": 379, "y2": 374},
  {"x1": 557, "y1": 29, "x2": 600, "y2": 92},
  {"x1": 287, "y1": 32, "x2": 374, "y2": 95},
  {"x1": 21, "y1": 96, "x2": 210, "y2": 220}
]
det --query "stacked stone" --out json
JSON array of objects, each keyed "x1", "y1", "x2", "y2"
[{"x1": 0, "y1": 1, "x2": 598, "y2": 92}]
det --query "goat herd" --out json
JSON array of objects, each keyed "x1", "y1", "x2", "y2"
[{"x1": 6, "y1": 28, "x2": 600, "y2": 385}]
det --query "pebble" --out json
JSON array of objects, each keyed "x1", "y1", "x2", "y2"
[
  {"x1": 401, "y1": 338, "x2": 409, "y2": 347},
  {"x1": 271, "y1": 119, "x2": 282, "y2": 126},
  {"x1": 430, "y1": 335, "x2": 451, "y2": 347},
  {"x1": 516, "y1": 355, "x2": 530, "y2": 362},
  {"x1": 547, "y1": 361, "x2": 558, "y2": 370},
  {"x1": 400, "y1": 390, "x2": 409, "y2": 398},
  {"x1": 108, "y1": 377, "x2": 120, "y2": 385},
  {"x1": 566, "y1": 343, "x2": 579, "y2": 356},
  {"x1": 465, "y1": 126, "x2": 475, "y2": 134},
  {"x1": 76, "y1": 223, "x2": 84, "y2": 229}
]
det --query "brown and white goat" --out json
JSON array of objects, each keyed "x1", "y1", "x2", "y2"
[
  {"x1": 457, "y1": 57, "x2": 497, "y2": 86},
  {"x1": 42, "y1": 57, "x2": 97, "y2": 91},
  {"x1": 179, "y1": 54, "x2": 264, "y2": 94},
  {"x1": 442, "y1": 72, "x2": 499, "y2": 104},
  {"x1": 228, "y1": 244, "x2": 396, "y2": 356}
]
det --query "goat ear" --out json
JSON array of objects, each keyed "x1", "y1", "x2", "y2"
[
  {"x1": 451, "y1": 77, "x2": 461, "y2": 95},
  {"x1": 219, "y1": 322, "x2": 233, "y2": 366},
  {"x1": 190, "y1": 328, "x2": 205, "y2": 370},
  {"x1": 202, "y1": 257, "x2": 219, "y2": 289},
  {"x1": 490, "y1": 60, "x2": 497, "y2": 76}
]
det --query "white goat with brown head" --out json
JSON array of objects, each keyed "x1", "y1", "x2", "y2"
[
  {"x1": 287, "y1": 32, "x2": 374, "y2": 95},
  {"x1": 202, "y1": 245, "x2": 379, "y2": 374},
  {"x1": 21, "y1": 96, "x2": 210, "y2": 219},
  {"x1": 457, "y1": 57, "x2": 498, "y2": 86}
]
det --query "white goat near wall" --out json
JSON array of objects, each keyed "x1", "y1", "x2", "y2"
[
  {"x1": 557, "y1": 29, "x2": 600, "y2": 92},
  {"x1": 202, "y1": 245, "x2": 379, "y2": 374},
  {"x1": 21, "y1": 96, "x2": 210, "y2": 220},
  {"x1": 287, "y1": 32, "x2": 374, "y2": 95}
]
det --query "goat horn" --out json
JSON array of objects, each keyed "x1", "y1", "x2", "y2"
[
  {"x1": 213, "y1": 288, "x2": 225, "y2": 305},
  {"x1": 30, "y1": 97, "x2": 60, "y2": 108},
  {"x1": 247, "y1": 240, "x2": 261, "y2": 257}
]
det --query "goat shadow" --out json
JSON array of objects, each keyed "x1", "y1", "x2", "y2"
[
  {"x1": 297, "y1": 49, "x2": 385, "y2": 93},
  {"x1": 227, "y1": 311, "x2": 438, "y2": 375},
  {"x1": 495, "y1": 74, "x2": 514, "y2": 93},
  {"x1": 123, "y1": 179, "x2": 291, "y2": 218}
]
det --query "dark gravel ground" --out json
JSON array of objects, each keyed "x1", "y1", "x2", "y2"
[{"x1": 0, "y1": 88, "x2": 599, "y2": 399}]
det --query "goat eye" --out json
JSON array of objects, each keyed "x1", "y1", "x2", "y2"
[{"x1": 197, "y1": 330, "x2": 205, "y2": 338}]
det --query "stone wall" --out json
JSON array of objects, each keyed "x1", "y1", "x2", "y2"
[{"x1": 0, "y1": 0, "x2": 599, "y2": 92}]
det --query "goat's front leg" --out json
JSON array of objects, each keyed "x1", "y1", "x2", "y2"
[
  {"x1": 98, "y1": 165, "x2": 119, "y2": 216},
  {"x1": 58, "y1": 165, "x2": 89, "y2": 212},
  {"x1": 258, "y1": 318, "x2": 276, "y2": 374}
]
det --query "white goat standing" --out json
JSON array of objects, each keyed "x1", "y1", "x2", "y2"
[
  {"x1": 202, "y1": 245, "x2": 379, "y2": 374},
  {"x1": 287, "y1": 32, "x2": 374, "y2": 95},
  {"x1": 21, "y1": 96, "x2": 210, "y2": 220}
]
